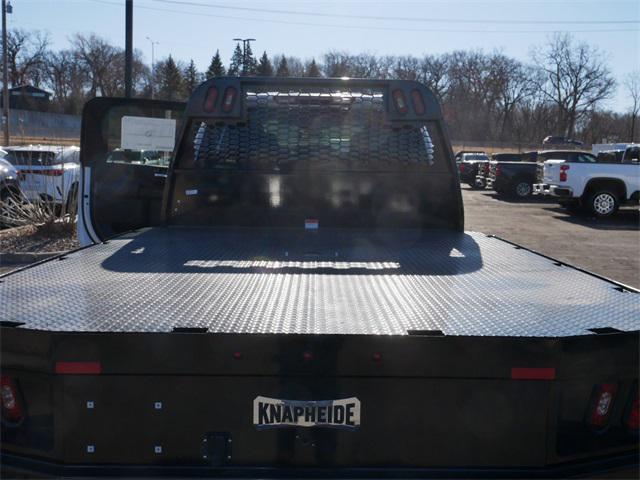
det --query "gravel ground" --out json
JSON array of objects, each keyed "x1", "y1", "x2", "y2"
[
  {"x1": 0, "y1": 224, "x2": 79, "y2": 275},
  {"x1": 0, "y1": 224, "x2": 79, "y2": 253},
  {"x1": 462, "y1": 186, "x2": 640, "y2": 289}
]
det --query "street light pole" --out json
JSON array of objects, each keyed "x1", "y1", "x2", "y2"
[
  {"x1": 124, "y1": 0, "x2": 133, "y2": 98},
  {"x1": 2, "y1": 0, "x2": 11, "y2": 146},
  {"x1": 232, "y1": 38, "x2": 255, "y2": 76},
  {"x1": 145, "y1": 36, "x2": 158, "y2": 99}
]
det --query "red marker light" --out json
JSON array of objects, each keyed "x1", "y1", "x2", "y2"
[
  {"x1": 392, "y1": 89, "x2": 408, "y2": 114},
  {"x1": 303, "y1": 351, "x2": 313, "y2": 361},
  {"x1": 203, "y1": 86, "x2": 219, "y2": 112},
  {"x1": 372, "y1": 352, "x2": 382, "y2": 362},
  {"x1": 411, "y1": 89, "x2": 425, "y2": 115},
  {"x1": 222, "y1": 87, "x2": 237, "y2": 113},
  {"x1": 233, "y1": 351, "x2": 242, "y2": 360},
  {"x1": 55, "y1": 362, "x2": 102, "y2": 375},
  {"x1": 511, "y1": 367, "x2": 556, "y2": 380}
]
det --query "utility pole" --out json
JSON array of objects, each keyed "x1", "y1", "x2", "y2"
[
  {"x1": 124, "y1": 0, "x2": 133, "y2": 98},
  {"x1": 232, "y1": 38, "x2": 255, "y2": 76},
  {"x1": 145, "y1": 36, "x2": 158, "y2": 99},
  {"x1": 2, "y1": 0, "x2": 11, "y2": 146}
]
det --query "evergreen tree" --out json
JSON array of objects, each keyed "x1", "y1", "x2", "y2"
[
  {"x1": 206, "y1": 50, "x2": 226, "y2": 79},
  {"x1": 184, "y1": 59, "x2": 200, "y2": 94},
  {"x1": 156, "y1": 55, "x2": 185, "y2": 101},
  {"x1": 228, "y1": 43, "x2": 243, "y2": 76},
  {"x1": 257, "y1": 51, "x2": 273, "y2": 76},
  {"x1": 275, "y1": 56, "x2": 289, "y2": 77},
  {"x1": 242, "y1": 42, "x2": 257, "y2": 76},
  {"x1": 306, "y1": 58, "x2": 321, "y2": 77}
]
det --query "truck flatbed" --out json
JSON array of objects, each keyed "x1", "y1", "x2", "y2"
[
  {"x1": 2, "y1": 79, "x2": 638, "y2": 478},
  {"x1": 2, "y1": 226, "x2": 637, "y2": 337}
]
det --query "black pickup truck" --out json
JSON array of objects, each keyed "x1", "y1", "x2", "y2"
[
  {"x1": 456, "y1": 152, "x2": 488, "y2": 188},
  {"x1": 487, "y1": 151, "x2": 596, "y2": 198},
  {"x1": 1, "y1": 78, "x2": 638, "y2": 478}
]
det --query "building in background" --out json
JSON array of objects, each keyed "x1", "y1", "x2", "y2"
[{"x1": 0, "y1": 85, "x2": 51, "y2": 111}]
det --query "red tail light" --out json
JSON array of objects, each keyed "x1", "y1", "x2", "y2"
[
  {"x1": 624, "y1": 384, "x2": 639, "y2": 432},
  {"x1": 1, "y1": 376, "x2": 25, "y2": 425},
  {"x1": 410, "y1": 89, "x2": 425, "y2": 115},
  {"x1": 483, "y1": 163, "x2": 489, "y2": 174},
  {"x1": 559, "y1": 164, "x2": 570, "y2": 182},
  {"x1": 495, "y1": 165, "x2": 501, "y2": 177},
  {"x1": 588, "y1": 383, "x2": 617, "y2": 429},
  {"x1": 392, "y1": 89, "x2": 408, "y2": 114},
  {"x1": 222, "y1": 87, "x2": 237, "y2": 113},
  {"x1": 203, "y1": 86, "x2": 219, "y2": 112},
  {"x1": 459, "y1": 163, "x2": 466, "y2": 173}
]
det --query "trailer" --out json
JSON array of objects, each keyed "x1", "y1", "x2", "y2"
[{"x1": 1, "y1": 78, "x2": 638, "y2": 478}]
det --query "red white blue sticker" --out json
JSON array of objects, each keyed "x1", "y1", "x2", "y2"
[{"x1": 305, "y1": 219, "x2": 319, "y2": 230}]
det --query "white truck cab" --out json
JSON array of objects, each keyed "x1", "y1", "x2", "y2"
[{"x1": 533, "y1": 145, "x2": 640, "y2": 217}]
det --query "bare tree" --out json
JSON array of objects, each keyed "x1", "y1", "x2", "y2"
[
  {"x1": 419, "y1": 54, "x2": 450, "y2": 103},
  {"x1": 45, "y1": 49, "x2": 88, "y2": 114},
  {"x1": 71, "y1": 33, "x2": 118, "y2": 97},
  {"x1": 531, "y1": 33, "x2": 615, "y2": 138},
  {"x1": 6, "y1": 28, "x2": 50, "y2": 87},
  {"x1": 624, "y1": 72, "x2": 639, "y2": 142},
  {"x1": 393, "y1": 55, "x2": 421, "y2": 81},
  {"x1": 489, "y1": 54, "x2": 537, "y2": 140}
]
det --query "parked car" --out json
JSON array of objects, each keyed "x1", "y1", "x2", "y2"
[
  {"x1": 477, "y1": 153, "x2": 523, "y2": 194},
  {"x1": 534, "y1": 145, "x2": 640, "y2": 217},
  {"x1": 0, "y1": 157, "x2": 20, "y2": 202},
  {"x1": 0, "y1": 158, "x2": 21, "y2": 226},
  {"x1": 485, "y1": 150, "x2": 597, "y2": 198},
  {"x1": 3, "y1": 145, "x2": 80, "y2": 214},
  {"x1": 542, "y1": 135, "x2": 583, "y2": 146},
  {"x1": 454, "y1": 150, "x2": 486, "y2": 163},
  {"x1": 457, "y1": 152, "x2": 489, "y2": 188},
  {"x1": 592, "y1": 142, "x2": 638, "y2": 156}
]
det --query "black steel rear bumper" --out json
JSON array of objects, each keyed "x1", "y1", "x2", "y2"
[{"x1": 2, "y1": 451, "x2": 639, "y2": 479}]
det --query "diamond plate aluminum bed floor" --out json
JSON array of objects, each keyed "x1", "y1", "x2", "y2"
[{"x1": 1, "y1": 227, "x2": 638, "y2": 336}]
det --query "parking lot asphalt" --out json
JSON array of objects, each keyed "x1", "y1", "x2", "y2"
[{"x1": 462, "y1": 185, "x2": 640, "y2": 289}]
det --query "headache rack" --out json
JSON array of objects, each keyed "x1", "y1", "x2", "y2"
[{"x1": 163, "y1": 77, "x2": 463, "y2": 230}]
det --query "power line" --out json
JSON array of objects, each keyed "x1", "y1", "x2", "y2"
[
  {"x1": 152, "y1": 0, "x2": 640, "y2": 25},
  {"x1": 88, "y1": 0, "x2": 639, "y2": 34}
]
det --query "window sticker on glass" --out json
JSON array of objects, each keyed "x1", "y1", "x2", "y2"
[{"x1": 121, "y1": 116, "x2": 177, "y2": 152}]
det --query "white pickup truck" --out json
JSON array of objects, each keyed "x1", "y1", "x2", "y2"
[{"x1": 533, "y1": 145, "x2": 639, "y2": 217}]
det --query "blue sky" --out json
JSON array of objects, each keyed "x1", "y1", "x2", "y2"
[{"x1": 14, "y1": 0, "x2": 640, "y2": 111}]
